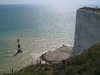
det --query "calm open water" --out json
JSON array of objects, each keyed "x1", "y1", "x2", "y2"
[{"x1": 0, "y1": 4, "x2": 77, "y2": 74}]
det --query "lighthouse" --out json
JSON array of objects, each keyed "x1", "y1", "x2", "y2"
[{"x1": 17, "y1": 39, "x2": 22, "y2": 53}]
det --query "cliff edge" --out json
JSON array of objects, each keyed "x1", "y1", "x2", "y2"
[{"x1": 71, "y1": 7, "x2": 100, "y2": 55}]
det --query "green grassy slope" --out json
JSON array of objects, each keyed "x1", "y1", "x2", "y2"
[{"x1": 5, "y1": 43, "x2": 100, "y2": 75}]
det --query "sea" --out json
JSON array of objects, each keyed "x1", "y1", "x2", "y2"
[{"x1": 0, "y1": 4, "x2": 98, "y2": 74}]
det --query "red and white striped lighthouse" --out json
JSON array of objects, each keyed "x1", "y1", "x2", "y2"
[
  {"x1": 17, "y1": 39, "x2": 22, "y2": 53},
  {"x1": 17, "y1": 39, "x2": 20, "y2": 49}
]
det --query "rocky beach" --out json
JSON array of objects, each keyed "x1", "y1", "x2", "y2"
[{"x1": 41, "y1": 45, "x2": 72, "y2": 63}]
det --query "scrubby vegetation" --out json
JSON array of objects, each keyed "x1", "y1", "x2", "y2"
[
  {"x1": 80, "y1": 7, "x2": 100, "y2": 12},
  {"x1": 4, "y1": 43, "x2": 100, "y2": 75}
]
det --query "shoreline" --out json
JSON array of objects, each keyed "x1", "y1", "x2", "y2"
[{"x1": 40, "y1": 45, "x2": 72, "y2": 63}]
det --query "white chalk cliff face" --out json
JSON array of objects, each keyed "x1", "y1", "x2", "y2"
[{"x1": 71, "y1": 8, "x2": 100, "y2": 55}]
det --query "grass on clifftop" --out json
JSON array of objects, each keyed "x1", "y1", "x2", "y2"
[
  {"x1": 80, "y1": 7, "x2": 100, "y2": 12},
  {"x1": 4, "y1": 43, "x2": 100, "y2": 75}
]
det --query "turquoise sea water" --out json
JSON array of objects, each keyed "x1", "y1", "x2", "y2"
[{"x1": 0, "y1": 4, "x2": 77, "y2": 74}]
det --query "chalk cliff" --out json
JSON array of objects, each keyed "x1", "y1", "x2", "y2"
[{"x1": 71, "y1": 7, "x2": 100, "y2": 55}]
